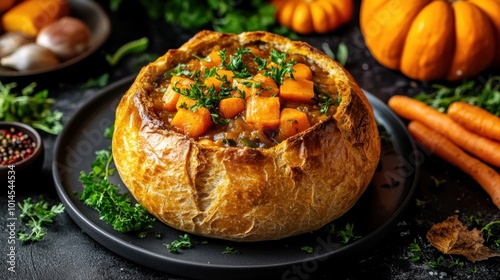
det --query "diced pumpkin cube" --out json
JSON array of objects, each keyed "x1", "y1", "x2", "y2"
[
  {"x1": 200, "y1": 48, "x2": 222, "y2": 70},
  {"x1": 219, "y1": 97, "x2": 245, "y2": 119},
  {"x1": 291, "y1": 63, "x2": 313, "y2": 80},
  {"x1": 176, "y1": 95, "x2": 197, "y2": 110},
  {"x1": 276, "y1": 108, "x2": 311, "y2": 142},
  {"x1": 171, "y1": 107, "x2": 213, "y2": 138},
  {"x1": 204, "y1": 69, "x2": 234, "y2": 91},
  {"x1": 232, "y1": 79, "x2": 253, "y2": 99},
  {"x1": 279, "y1": 78, "x2": 315, "y2": 104},
  {"x1": 245, "y1": 96, "x2": 280, "y2": 129},
  {"x1": 249, "y1": 73, "x2": 279, "y2": 98},
  {"x1": 162, "y1": 76, "x2": 195, "y2": 111}
]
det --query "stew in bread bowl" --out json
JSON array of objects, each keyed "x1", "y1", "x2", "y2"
[{"x1": 112, "y1": 30, "x2": 380, "y2": 241}]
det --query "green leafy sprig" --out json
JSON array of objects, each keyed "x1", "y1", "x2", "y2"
[
  {"x1": 0, "y1": 82, "x2": 63, "y2": 134},
  {"x1": 79, "y1": 150, "x2": 155, "y2": 233},
  {"x1": 414, "y1": 76, "x2": 500, "y2": 116},
  {"x1": 17, "y1": 196, "x2": 65, "y2": 242}
]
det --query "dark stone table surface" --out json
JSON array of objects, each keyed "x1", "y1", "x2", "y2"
[{"x1": 1, "y1": 1, "x2": 499, "y2": 279}]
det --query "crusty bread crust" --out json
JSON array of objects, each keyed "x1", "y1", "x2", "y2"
[{"x1": 112, "y1": 30, "x2": 381, "y2": 241}]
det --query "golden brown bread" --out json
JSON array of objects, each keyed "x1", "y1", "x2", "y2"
[{"x1": 112, "y1": 30, "x2": 381, "y2": 241}]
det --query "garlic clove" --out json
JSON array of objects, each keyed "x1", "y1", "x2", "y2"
[
  {"x1": 0, "y1": 32, "x2": 34, "y2": 58},
  {"x1": 36, "y1": 16, "x2": 91, "y2": 60},
  {"x1": 1, "y1": 43, "x2": 60, "y2": 71}
]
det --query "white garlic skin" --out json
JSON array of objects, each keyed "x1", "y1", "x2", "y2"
[
  {"x1": 36, "y1": 16, "x2": 91, "y2": 60},
  {"x1": 0, "y1": 32, "x2": 34, "y2": 58},
  {"x1": 1, "y1": 43, "x2": 60, "y2": 71}
]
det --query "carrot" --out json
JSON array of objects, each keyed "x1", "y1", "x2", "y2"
[
  {"x1": 162, "y1": 76, "x2": 195, "y2": 111},
  {"x1": 290, "y1": 63, "x2": 313, "y2": 80},
  {"x1": 279, "y1": 78, "x2": 315, "y2": 104},
  {"x1": 388, "y1": 95, "x2": 500, "y2": 168},
  {"x1": 249, "y1": 73, "x2": 279, "y2": 98},
  {"x1": 204, "y1": 69, "x2": 234, "y2": 91},
  {"x1": 219, "y1": 97, "x2": 245, "y2": 119},
  {"x1": 245, "y1": 96, "x2": 280, "y2": 129},
  {"x1": 170, "y1": 106, "x2": 212, "y2": 138},
  {"x1": 447, "y1": 101, "x2": 500, "y2": 142},
  {"x1": 276, "y1": 108, "x2": 311, "y2": 142},
  {"x1": 408, "y1": 121, "x2": 500, "y2": 209}
]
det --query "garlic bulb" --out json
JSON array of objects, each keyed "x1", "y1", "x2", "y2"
[
  {"x1": 1, "y1": 43, "x2": 59, "y2": 71},
  {"x1": 0, "y1": 32, "x2": 33, "y2": 58},
  {"x1": 36, "y1": 16, "x2": 91, "y2": 60}
]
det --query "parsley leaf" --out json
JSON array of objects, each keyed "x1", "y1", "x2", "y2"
[
  {"x1": 17, "y1": 196, "x2": 65, "y2": 242},
  {"x1": 165, "y1": 234, "x2": 193, "y2": 254},
  {"x1": 265, "y1": 49, "x2": 296, "y2": 86},
  {"x1": 79, "y1": 150, "x2": 155, "y2": 233},
  {"x1": 0, "y1": 82, "x2": 63, "y2": 134}
]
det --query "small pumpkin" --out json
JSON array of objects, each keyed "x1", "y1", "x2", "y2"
[
  {"x1": 271, "y1": 0, "x2": 353, "y2": 34},
  {"x1": 360, "y1": 0, "x2": 500, "y2": 82}
]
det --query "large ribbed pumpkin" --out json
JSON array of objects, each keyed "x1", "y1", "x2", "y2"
[
  {"x1": 360, "y1": 0, "x2": 500, "y2": 81},
  {"x1": 271, "y1": 0, "x2": 353, "y2": 34}
]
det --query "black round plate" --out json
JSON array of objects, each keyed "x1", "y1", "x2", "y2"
[
  {"x1": 53, "y1": 76, "x2": 418, "y2": 280},
  {"x1": 0, "y1": 0, "x2": 110, "y2": 77}
]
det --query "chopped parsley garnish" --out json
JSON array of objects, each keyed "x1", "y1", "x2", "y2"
[
  {"x1": 79, "y1": 150, "x2": 156, "y2": 233},
  {"x1": 220, "y1": 47, "x2": 253, "y2": 78},
  {"x1": 222, "y1": 246, "x2": 240, "y2": 254},
  {"x1": 264, "y1": 49, "x2": 296, "y2": 86},
  {"x1": 165, "y1": 234, "x2": 193, "y2": 254},
  {"x1": 17, "y1": 196, "x2": 65, "y2": 242}
]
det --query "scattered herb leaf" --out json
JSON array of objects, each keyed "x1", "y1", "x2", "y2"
[
  {"x1": 408, "y1": 241, "x2": 424, "y2": 263},
  {"x1": 17, "y1": 196, "x2": 65, "y2": 242},
  {"x1": 321, "y1": 42, "x2": 349, "y2": 66},
  {"x1": 0, "y1": 82, "x2": 63, "y2": 134},
  {"x1": 79, "y1": 150, "x2": 155, "y2": 233},
  {"x1": 82, "y1": 73, "x2": 110, "y2": 89},
  {"x1": 165, "y1": 234, "x2": 193, "y2": 254},
  {"x1": 106, "y1": 37, "x2": 149, "y2": 66},
  {"x1": 223, "y1": 246, "x2": 240, "y2": 254},
  {"x1": 301, "y1": 246, "x2": 314, "y2": 253}
]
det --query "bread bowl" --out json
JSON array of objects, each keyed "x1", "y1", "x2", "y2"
[{"x1": 112, "y1": 30, "x2": 380, "y2": 242}]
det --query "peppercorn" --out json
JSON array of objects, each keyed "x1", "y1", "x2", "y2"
[{"x1": 0, "y1": 127, "x2": 37, "y2": 165}]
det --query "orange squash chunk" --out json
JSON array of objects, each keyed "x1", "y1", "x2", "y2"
[
  {"x1": 204, "y1": 69, "x2": 234, "y2": 91},
  {"x1": 276, "y1": 108, "x2": 311, "y2": 142},
  {"x1": 219, "y1": 97, "x2": 246, "y2": 119},
  {"x1": 201, "y1": 48, "x2": 222, "y2": 70},
  {"x1": 279, "y1": 78, "x2": 315, "y2": 104},
  {"x1": 245, "y1": 96, "x2": 280, "y2": 129},
  {"x1": 249, "y1": 73, "x2": 279, "y2": 98},
  {"x1": 291, "y1": 63, "x2": 313, "y2": 80},
  {"x1": 171, "y1": 106, "x2": 213, "y2": 138},
  {"x1": 163, "y1": 76, "x2": 195, "y2": 111},
  {"x1": 232, "y1": 79, "x2": 253, "y2": 98}
]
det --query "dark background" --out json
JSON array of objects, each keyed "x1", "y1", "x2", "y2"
[{"x1": 1, "y1": 0, "x2": 500, "y2": 279}]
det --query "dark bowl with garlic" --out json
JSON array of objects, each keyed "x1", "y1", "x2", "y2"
[
  {"x1": 0, "y1": 0, "x2": 110, "y2": 77},
  {"x1": 0, "y1": 121, "x2": 44, "y2": 185}
]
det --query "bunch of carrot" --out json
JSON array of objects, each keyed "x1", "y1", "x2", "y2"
[{"x1": 388, "y1": 95, "x2": 500, "y2": 209}]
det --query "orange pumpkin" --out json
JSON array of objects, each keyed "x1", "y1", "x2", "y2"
[
  {"x1": 360, "y1": 0, "x2": 500, "y2": 81},
  {"x1": 271, "y1": 0, "x2": 353, "y2": 34}
]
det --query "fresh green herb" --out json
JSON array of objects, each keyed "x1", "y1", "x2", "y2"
[
  {"x1": 407, "y1": 241, "x2": 424, "y2": 263},
  {"x1": 301, "y1": 246, "x2": 314, "y2": 253},
  {"x1": 481, "y1": 221, "x2": 500, "y2": 242},
  {"x1": 79, "y1": 150, "x2": 155, "y2": 233},
  {"x1": 425, "y1": 255, "x2": 464, "y2": 269},
  {"x1": 223, "y1": 246, "x2": 240, "y2": 254},
  {"x1": 222, "y1": 138, "x2": 237, "y2": 147},
  {"x1": 221, "y1": 48, "x2": 252, "y2": 79},
  {"x1": 321, "y1": 42, "x2": 349, "y2": 66},
  {"x1": 133, "y1": 0, "x2": 296, "y2": 37},
  {"x1": 239, "y1": 137, "x2": 258, "y2": 148},
  {"x1": 430, "y1": 176, "x2": 446, "y2": 187},
  {"x1": 314, "y1": 84, "x2": 335, "y2": 115},
  {"x1": 82, "y1": 73, "x2": 110, "y2": 89},
  {"x1": 326, "y1": 223, "x2": 361, "y2": 244},
  {"x1": 105, "y1": 37, "x2": 149, "y2": 66},
  {"x1": 104, "y1": 124, "x2": 114, "y2": 139},
  {"x1": 17, "y1": 196, "x2": 65, "y2": 242},
  {"x1": 165, "y1": 234, "x2": 193, "y2": 254},
  {"x1": 265, "y1": 49, "x2": 296, "y2": 86},
  {"x1": 0, "y1": 82, "x2": 63, "y2": 134},
  {"x1": 414, "y1": 76, "x2": 500, "y2": 115}
]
